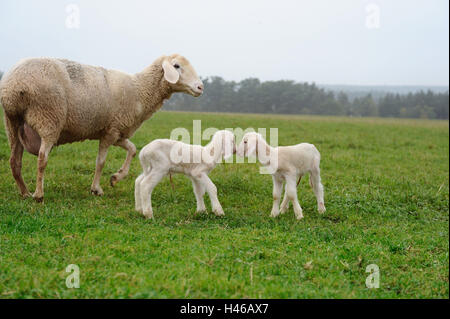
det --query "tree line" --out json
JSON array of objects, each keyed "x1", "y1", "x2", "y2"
[
  {"x1": 0, "y1": 71, "x2": 447, "y2": 119},
  {"x1": 165, "y1": 76, "x2": 449, "y2": 119}
]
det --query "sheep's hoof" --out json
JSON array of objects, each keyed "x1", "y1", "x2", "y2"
[
  {"x1": 110, "y1": 175, "x2": 119, "y2": 187},
  {"x1": 33, "y1": 195, "x2": 44, "y2": 203},
  {"x1": 296, "y1": 214, "x2": 304, "y2": 220},
  {"x1": 90, "y1": 188, "x2": 104, "y2": 196},
  {"x1": 21, "y1": 192, "x2": 32, "y2": 199}
]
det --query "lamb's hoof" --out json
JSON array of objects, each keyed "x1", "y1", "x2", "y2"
[
  {"x1": 318, "y1": 203, "x2": 326, "y2": 214},
  {"x1": 270, "y1": 210, "x2": 280, "y2": 218},
  {"x1": 143, "y1": 213, "x2": 154, "y2": 220},
  {"x1": 90, "y1": 188, "x2": 104, "y2": 196},
  {"x1": 213, "y1": 208, "x2": 225, "y2": 217},
  {"x1": 296, "y1": 214, "x2": 304, "y2": 220},
  {"x1": 110, "y1": 175, "x2": 118, "y2": 187}
]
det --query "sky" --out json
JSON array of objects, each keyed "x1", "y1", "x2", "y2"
[{"x1": 0, "y1": 0, "x2": 448, "y2": 86}]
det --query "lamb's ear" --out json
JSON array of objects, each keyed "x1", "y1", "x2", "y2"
[
  {"x1": 162, "y1": 60, "x2": 180, "y2": 84},
  {"x1": 223, "y1": 133, "x2": 234, "y2": 160},
  {"x1": 247, "y1": 135, "x2": 258, "y2": 157}
]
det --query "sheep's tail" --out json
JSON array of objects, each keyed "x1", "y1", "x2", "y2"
[{"x1": 2, "y1": 112, "x2": 21, "y2": 148}]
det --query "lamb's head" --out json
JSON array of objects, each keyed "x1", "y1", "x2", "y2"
[
  {"x1": 210, "y1": 130, "x2": 236, "y2": 161},
  {"x1": 162, "y1": 54, "x2": 203, "y2": 97},
  {"x1": 237, "y1": 132, "x2": 263, "y2": 157}
]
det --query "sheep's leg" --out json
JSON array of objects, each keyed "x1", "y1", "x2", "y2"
[
  {"x1": 6, "y1": 117, "x2": 31, "y2": 198},
  {"x1": 110, "y1": 139, "x2": 137, "y2": 187},
  {"x1": 33, "y1": 139, "x2": 54, "y2": 202},
  {"x1": 140, "y1": 171, "x2": 166, "y2": 219},
  {"x1": 90, "y1": 141, "x2": 110, "y2": 196},
  {"x1": 270, "y1": 176, "x2": 283, "y2": 218},
  {"x1": 285, "y1": 176, "x2": 303, "y2": 220},
  {"x1": 190, "y1": 177, "x2": 206, "y2": 213},
  {"x1": 310, "y1": 169, "x2": 326, "y2": 214},
  {"x1": 134, "y1": 173, "x2": 145, "y2": 212},
  {"x1": 198, "y1": 174, "x2": 224, "y2": 216},
  {"x1": 279, "y1": 185, "x2": 290, "y2": 214}
]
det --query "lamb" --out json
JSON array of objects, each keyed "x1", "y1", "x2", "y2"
[
  {"x1": 0, "y1": 54, "x2": 203, "y2": 202},
  {"x1": 236, "y1": 132, "x2": 325, "y2": 220},
  {"x1": 135, "y1": 130, "x2": 236, "y2": 219}
]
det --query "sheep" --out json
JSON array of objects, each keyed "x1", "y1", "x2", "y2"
[
  {"x1": 135, "y1": 130, "x2": 236, "y2": 219},
  {"x1": 236, "y1": 132, "x2": 325, "y2": 220},
  {"x1": 0, "y1": 54, "x2": 203, "y2": 202}
]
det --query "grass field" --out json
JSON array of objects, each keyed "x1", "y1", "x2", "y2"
[{"x1": 0, "y1": 110, "x2": 448, "y2": 298}]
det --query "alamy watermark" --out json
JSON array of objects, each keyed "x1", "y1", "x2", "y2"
[
  {"x1": 66, "y1": 264, "x2": 80, "y2": 288},
  {"x1": 365, "y1": 264, "x2": 380, "y2": 288},
  {"x1": 365, "y1": 3, "x2": 380, "y2": 29},
  {"x1": 65, "y1": 4, "x2": 80, "y2": 29}
]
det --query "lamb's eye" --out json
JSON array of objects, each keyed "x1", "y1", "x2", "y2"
[
  {"x1": 244, "y1": 140, "x2": 247, "y2": 144},
  {"x1": 174, "y1": 64, "x2": 180, "y2": 69}
]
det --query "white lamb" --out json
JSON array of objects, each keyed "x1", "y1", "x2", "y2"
[
  {"x1": 236, "y1": 132, "x2": 326, "y2": 220},
  {"x1": 135, "y1": 130, "x2": 236, "y2": 219}
]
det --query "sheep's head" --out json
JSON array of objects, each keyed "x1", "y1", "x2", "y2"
[
  {"x1": 162, "y1": 54, "x2": 203, "y2": 97},
  {"x1": 237, "y1": 132, "x2": 261, "y2": 157}
]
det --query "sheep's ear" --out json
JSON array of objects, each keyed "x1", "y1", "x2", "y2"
[{"x1": 162, "y1": 60, "x2": 180, "y2": 84}]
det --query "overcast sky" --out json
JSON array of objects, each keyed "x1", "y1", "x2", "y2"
[{"x1": 0, "y1": 0, "x2": 448, "y2": 86}]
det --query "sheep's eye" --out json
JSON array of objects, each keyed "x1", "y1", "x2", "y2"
[
  {"x1": 244, "y1": 141, "x2": 247, "y2": 144},
  {"x1": 174, "y1": 64, "x2": 180, "y2": 69}
]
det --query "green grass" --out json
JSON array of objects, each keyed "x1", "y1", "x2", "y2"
[{"x1": 0, "y1": 110, "x2": 448, "y2": 298}]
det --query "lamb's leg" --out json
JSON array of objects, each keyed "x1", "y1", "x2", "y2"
[
  {"x1": 135, "y1": 173, "x2": 145, "y2": 212},
  {"x1": 270, "y1": 176, "x2": 283, "y2": 218},
  {"x1": 5, "y1": 117, "x2": 31, "y2": 198},
  {"x1": 90, "y1": 140, "x2": 110, "y2": 196},
  {"x1": 190, "y1": 177, "x2": 206, "y2": 213},
  {"x1": 285, "y1": 176, "x2": 303, "y2": 220},
  {"x1": 310, "y1": 169, "x2": 326, "y2": 214},
  {"x1": 33, "y1": 139, "x2": 54, "y2": 202},
  {"x1": 110, "y1": 139, "x2": 137, "y2": 187},
  {"x1": 198, "y1": 173, "x2": 224, "y2": 216},
  {"x1": 140, "y1": 171, "x2": 166, "y2": 219},
  {"x1": 279, "y1": 184, "x2": 290, "y2": 214}
]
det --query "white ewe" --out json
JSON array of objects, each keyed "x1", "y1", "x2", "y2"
[
  {"x1": 0, "y1": 54, "x2": 203, "y2": 202},
  {"x1": 237, "y1": 132, "x2": 325, "y2": 220},
  {"x1": 135, "y1": 130, "x2": 236, "y2": 219}
]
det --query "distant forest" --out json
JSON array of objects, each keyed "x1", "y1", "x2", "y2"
[
  {"x1": 165, "y1": 76, "x2": 449, "y2": 119},
  {"x1": 0, "y1": 71, "x2": 448, "y2": 119}
]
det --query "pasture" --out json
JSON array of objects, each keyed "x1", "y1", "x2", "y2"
[{"x1": 0, "y1": 110, "x2": 448, "y2": 298}]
